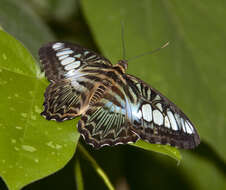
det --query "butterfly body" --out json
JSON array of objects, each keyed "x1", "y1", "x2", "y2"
[{"x1": 39, "y1": 42, "x2": 200, "y2": 149}]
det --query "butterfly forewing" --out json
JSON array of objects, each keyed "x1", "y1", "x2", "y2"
[
  {"x1": 125, "y1": 74, "x2": 200, "y2": 149},
  {"x1": 39, "y1": 41, "x2": 200, "y2": 149},
  {"x1": 39, "y1": 42, "x2": 113, "y2": 121}
]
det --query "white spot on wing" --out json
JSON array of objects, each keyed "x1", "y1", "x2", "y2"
[
  {"x1": 80, "y1": 133, "x2": 85, "y2": 140},
  {"x1": 174, "y1": 113, "x2": 181, "y2": 130},
  {"x1": 58, "y1": 54, "x2": 69, "y2": 60},
  {"x1": 181, "y1": 118, "x2": 187, "y2": 133},
  {"x1": 64, "y1": 70, "x2": 76, "y2": 78},
  {"x1": 74, "y1": 54, "x2": 81, "y2": 58},
  {"x1": 187, "y1": 122, "x2": 194, "y2": 133},
  {"x1": 142, "y1": 104, "x2": 152, "y2": 122},
  {"x1": 56, "y1": 50, "x2": 73, "y2": 56},
  {"x1": 115, "y1": 142, "x2": 123, "y2": 145},
  {"x1": 167, "y1": 110, "x2": 178, "y2": 131},
  {"x1": 100, "y1": 143, "x2": 110, "y2": 147},
  {"x1": 87, "y1": 55, "x2": 96, "y2": 60},
  {"x1": 136, "y1": 84, "x2": 141, "y2": 91},
  {"x1": 61, "y1": 57, "x2": 75, "y2": 65},
  {"x1": 84, "y1": 51, "x2": 89, "y2": 56},
  {"x1": 185, "y1": 121, "x2": 193, "y2": 134},
  {"x1": 153, "y1": 109, "x2": 163, "y2": 125},
  {"x1": 59, "y1": 48, "x2": 70, "y2": 51},
  {"x1": 64, "y1": 61, "x2": 81, "y2": 70},
  {"x1": 154, "y1": 95, "x2": 161, "y2": 101},
  {"x1": 65, "y1": 69, "x2": 86, "y2": 79},
  {"x1": 52, "y1": 43, "x2": 64, "y2": 50},
  {"x1": 147, "y1": 88, "x2": 151, "y2": 99},
  {"x1": 156, "y1": 103, "x2": 163, "y2": 112},
  {"x1": 164, "y1": 116, "x2": 170, "y2": 128}
]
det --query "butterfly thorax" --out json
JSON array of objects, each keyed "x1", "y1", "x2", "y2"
[{"x1": 113, "y1": 60, "x2": 128, "y2": 74}]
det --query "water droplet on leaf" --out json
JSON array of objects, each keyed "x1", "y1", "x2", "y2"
[
  {"x1": 31, "y1": 113, "x2": 36, "y2": 120},
  {"x1": 2, "y1": 53, "x2": 7, "y2": 60},
  {"x1": 15, "y1": 126, "x2": 23, "y2": 130},
  {"x1": 21, "y1": 113, "x2": 27, "y2": 118},
  {"x1": 21, "y1": 145, "x2": 37, "y2": 152},
  {"x1": 34, "y1": 158, "x2": 39, "y2": 163},
  {"x1": 35, "y1": 105, "x2": 42, "y2": 113},
  {"x1": 14, "y1": 147, "x2": 20, "y2": 151}
]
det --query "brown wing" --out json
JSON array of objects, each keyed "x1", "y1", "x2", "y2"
[
  {"x1": 125, "y1": 74, "x2": 200, "y2": 149},
  {"x1": 39, "y1": 41, "x2": 112, "y2": 121},
  {"x1": 39, "y1": 41, "x2": 112, "y2": 82},
  {"x1": 78, "y1": 83, "x2": 139, "y2": 148}
]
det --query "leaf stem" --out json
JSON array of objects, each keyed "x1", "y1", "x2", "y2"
[
  {"x1": 74, "y1": 158, "x2": 84, "y2": 190},
  {"x1": 77, "y1": 144, "x2": 115, "y2": 190}
]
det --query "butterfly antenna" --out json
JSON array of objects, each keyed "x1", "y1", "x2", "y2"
[
  {"x1": 128, "y1": 41, "x2": 170, "y2": 62},
  {"x1": 121, "y1": 21, "x2": 126, "y2": 60}
]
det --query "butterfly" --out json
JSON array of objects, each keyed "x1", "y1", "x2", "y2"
[{"x1": 39, "y1": 41, "x2": 200, "y2": 149}]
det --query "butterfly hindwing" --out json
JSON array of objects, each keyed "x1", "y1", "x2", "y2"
[
  {"x1": 41, "y1": 79, "x2": 90, "y2": 121},
  {"x1": 126, "y1": 75, "x2": 200, "y2": 149},
  {"x1": 78, "y1": 84, "x2": 139, "y2": 148}
]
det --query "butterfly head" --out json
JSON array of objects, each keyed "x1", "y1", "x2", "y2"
[{"x1": 115, "y1": 60, "x2": 128, "y2": 74}]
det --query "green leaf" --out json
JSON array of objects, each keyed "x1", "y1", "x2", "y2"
[
  {"x1": 0, "y1": 30, "x2": 80, "y2": 190},
  {"x1": 0, "y1": 0, "x2": 55, "y2": 60},
  {"x1": 133, "y1": 140, "x2": 181, "y2": 161},
  {"x1": 81, "y1": 0, "x2": 226, "y2": 161}
]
